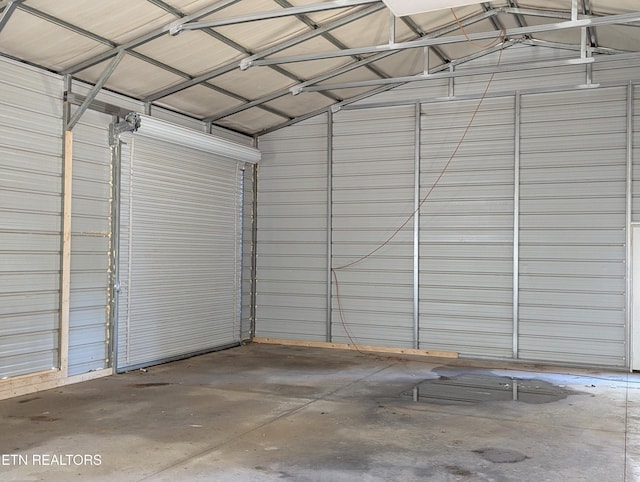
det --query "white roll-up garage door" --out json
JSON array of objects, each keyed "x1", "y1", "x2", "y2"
[{"x1": 116, "y1": 115, "x2": 259, "y2": 371}]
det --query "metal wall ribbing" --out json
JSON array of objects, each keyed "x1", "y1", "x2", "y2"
[
  {"x1": 518, "y1": 87, "x2": 627, "y2": 366},
  {"x1": 0, "y1": 60, "x2": 63, "y2": 377},
  {"x1": 419, "y1": 97, "x2": 514, "y2": 357},
  {"x1": 255, "y1": 49, "x2": 637, "y2": 368},
  {"x1": 256, "y1": 115, "x2": 328, "y2": 341},
  {"x1": 331, "y1": 106, "x2": 415, "y2": 347},
  {"x1": 68, "y1": 109, "x2": 113, "y2": 376},
  {"x1": 633, "y1": 85, "x2": 640, "y2": 221},
  {"x1": 117, "y1": 133, "x2": 244, "y2": 371}
]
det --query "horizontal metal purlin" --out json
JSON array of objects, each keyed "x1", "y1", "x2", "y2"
[
  {"x1": 303, "y1": 48, "x2": 640, "y2": 94},
  {"x1": 145, "y1": 4, "x2": 383, "y2": 102},
  {"x1": 522, "y1": 38, "x2": 625, "y2": 55},
  {"x1": 249, "y1": 11, "x2": 640, "y2": 67},
  {"x1": 175, "y1": 0, "x2": 380, "y2": 32},
  {"x1": 301, "y1": 40, "x2": 513, "y2": 94},
  {"x1": 272, "y1": 0, "x2": 388, "y2": 82},
  {"x1": 63, "y1": 0, "x2": 240, "y2": 74},
  {"x1": 277, "y1": 8, "x2": 499, "y2": 96}
]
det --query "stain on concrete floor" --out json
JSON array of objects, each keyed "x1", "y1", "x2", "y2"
[
  {"x1": 0, "y1": 344, "x2": 635, "y2": 482},
  {"x1": 402, "y1": 371, "x2": 578, "y2": 405}
]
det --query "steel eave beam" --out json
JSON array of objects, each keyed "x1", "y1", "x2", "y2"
[
  {"x1": 171, "y1": 0, "x2": 380, "y2": 33},
  {"x1": 144, "y1": 4, "x2": 384, "y2": 102},
  {"x1": 62, "y1": 0, "x2": 240, "y2": 74},
  {"x1": 249, "y1": 10, "x2": 640, "y2": 67}
]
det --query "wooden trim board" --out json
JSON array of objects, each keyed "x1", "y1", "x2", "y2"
[
  {"x1": 252, "y1": 337, "x2": 458, "y2": 359},
  {"x1": 0, "y1": 368, "x2": 113, "y2": 401},
  {"x1": 59, "y1": 130, "x2": 73, "y2": 375}
]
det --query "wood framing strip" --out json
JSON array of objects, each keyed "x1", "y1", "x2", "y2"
[
  {"x1": 0, "y1": 368, "x2": 112, "y2": 401},
  {"x1": 252, "y1": 337, "x2": 459, "y2": 359},
  {"x1": 60, "y1": 130, "x2": 73, "y2": 374}
]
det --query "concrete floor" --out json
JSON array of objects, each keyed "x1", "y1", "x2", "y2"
[{"x1": 0, "y1": 343, "x2": 639, "y2": 482}]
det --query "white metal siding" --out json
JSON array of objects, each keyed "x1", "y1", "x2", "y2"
[
  {"x1": 68, "y1": 109, "x2": 113, "y2": 376},
  {"x1": 256, "y1": 115, "x2": 328, "y2": 341},
  {"x1": 256, "y1": 53, "x2": 637, "y2": 368},
  {"x1": 633, "y1": 85, "x2": 640, "y2": 222},
  {"x1": 454, "y1": 46, "x2": 587, "y2": 97},
  {"x1": 117, "y1": 132, "x2": 244, "y2": 370},
  {"x1": 332, "y1": 106, "x2": 415, "y2": 347},
  {"x1": 0, "y1": 59, "x2": 63, "y2": 377},
  {"x1": 419, "y1": 97, "x2": 514, "y2": 357},
  {"x1": 519, "y1": 87, "x2": 627, "y2": 366}
]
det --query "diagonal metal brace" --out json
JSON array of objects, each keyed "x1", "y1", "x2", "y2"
[
  {"x1": 0, "y1": 0, "x2": 25, "y2": 34},
  {"x1": 66, "y1": 50, "x2": 124, "y2": 131}
]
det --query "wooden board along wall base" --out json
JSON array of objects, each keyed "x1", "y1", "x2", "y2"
[{"x1": 252, "y1": 337, "x2": 459, "y2": 359}]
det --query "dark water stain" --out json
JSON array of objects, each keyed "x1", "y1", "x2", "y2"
[
  {"x1": 28, "y1": 415, "x2": 58, "y2": 422},
  {"x1": 8, "y1": 414, "x2": 58, "y2": 423},
  {"x1": 18, "y1": 397, "x2": 40, "y2": 404},
  {"x1": 474, "y1": 447, "x2": 529, "y2": 464},
  {"x1": 403, "y1": 372, "x2": 577, "y2": 405},
  {"x1": 127, "y1": 382, "x2": 172, "y2": 388},
  {"x1": 446, "y1": 465, "x2": 475, "y2": 476}
]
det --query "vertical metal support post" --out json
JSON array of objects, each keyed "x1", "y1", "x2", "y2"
[
  {"x1": 389, "y1": 11, "x2": 395, "y2": 44},
  {"x1": 250, "y1": 142, "x2": 259, "y2": 339},
  {"x1": 235, "y1": 163, "x2": 243, "y2": 340},
  {"x1": 571, "y1": 0, "x2": 578, "y2": 21},
  {"x1": 60, "y1": 130, "x2": 73, "y2": 375},
  {"x1": 626, "y1": 82, "x2": 634, "y2": 370},
  {"x1": 108, "y1": 116, "x2": 122, "y2": 369},
  {"x1": 413, "y1": 102, "x2": 421, "y2": 349},
  {"x1": 448, "y1": 64, "x2": 455, "y2": 97},
  {"x1": 580, "y1": 27, "x2": 588, "y2": 60},
  {"x1": 512, "y1": 92, "x2": 521, "y2": 359},
  {"x1": 326, "y1": 111, "x2": 334, "y2": 343},
  {"x1": 423, "y1": 47, "x2": 429, "y2": 76}
]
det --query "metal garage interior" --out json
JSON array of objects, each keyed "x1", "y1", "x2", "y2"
[{"x1": 1, "y1": 0, "x2": 640, "y2": 480}]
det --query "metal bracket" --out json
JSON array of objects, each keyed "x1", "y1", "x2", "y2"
[
  {"x1": 109, "y1": 112, "x2": 141, "y2": 146},
  {"x1": 290, "y1": 85, "x2": 304, "y2": 96}
]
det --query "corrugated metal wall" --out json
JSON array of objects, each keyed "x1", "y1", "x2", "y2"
[
  {"x1": 0, "y1": 60, "x2": 63, "y2": 377},
  {"x1": 633, "y1": 86, "x2": 640, "y2": 221},
  {"x1": 420, "y1": 97, "x2": 514, "y2": 357},
  {"x1": 256, "y1": 52, "x2": 638, "y2": 368},
  {"x1": 332, "y1": 106, "x2": 415, "y2": 347},
  {"x1": 256, "y1": 115, "x2": 329, "y2": 341},
  {"x1": 117, "y1": 133, "x2": 244, "y2": 371},
  {"x1": 68, "y1": 109, "x2": 113, "y2": 376},
  {"x1": 518, "y1": 87, "x2": 628, "y2": 366}
]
